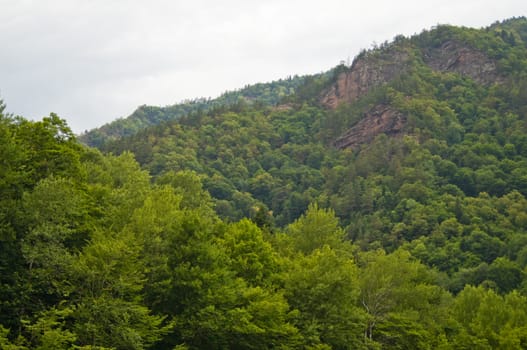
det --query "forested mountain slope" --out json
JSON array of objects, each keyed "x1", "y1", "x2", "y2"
[
  {"x1": 104, "y1": 16, "x2": 527, "y2": 257},
  {"x1": 79, "y1": 75, "x2": 312, "y2": 148},
  {"x1": 1, "y1": 17, "x2": 527, "y2": 349}
]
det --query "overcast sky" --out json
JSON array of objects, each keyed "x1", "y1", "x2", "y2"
[{"x1": 1, "y1": 1, "x2": 525, "y2": 133}]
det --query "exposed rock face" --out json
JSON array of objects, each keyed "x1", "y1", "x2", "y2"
[
  {"x1": 325, "y1": 40, "x2": 502, "y2": 150},
  {"x1": 322, "y1": 40, "x2": 501, "y2": 111},
  {"x1": 423, "y1": 40, "x2": 502, "y2": 84},
  {"x1": 321, "y1": 49, "x2": 411, "y2": 109},
  {"x1": 334, "y1": 105, "x2": 406, "y2": 150}
]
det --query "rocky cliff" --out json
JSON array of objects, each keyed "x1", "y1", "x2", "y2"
[
  {"x1": 323, "y1": 40, "x2": 501, "y2": 110},
  {"x1": 325, "y1": 39, "x2": 503, "y2": 150},
  {"x1": 321, "y1": 48, "x2": 412, "y2": 109},
  {"x1": 423, "y1": 40, "x2": 502, "y2": 85},
  {"x1": 334, "y1": 105, "x2": 406, "y2": 150}
]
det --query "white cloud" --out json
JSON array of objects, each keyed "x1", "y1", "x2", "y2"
[{"x1": 0, "y1": 0, "x2": 525, "y2": 132}]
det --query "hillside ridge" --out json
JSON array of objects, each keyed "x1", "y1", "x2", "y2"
[
  {"x1": 79, "y1": 75, "x2": 312, "y2": 147},
  {"x1": 322, "y1": 19, "x2": 526, "y2": 150}
]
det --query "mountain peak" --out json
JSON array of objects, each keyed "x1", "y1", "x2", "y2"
[
  {"x1": 321, "y1": 29, "x2": 504, "y2": 112},
  {"x1": 320, "y1": 20, "x2": 525, "y2": 150}
]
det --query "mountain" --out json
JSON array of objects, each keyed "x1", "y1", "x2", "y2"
[
  {"x1": 98, "y1": 14, "x2": 527, "y2": 286},
  {"x1": 2, "y1": 17, "x2": 527, "y2": 349},
  {"x1": 102, "y1": 18, "x2": 525, "y2": 216},
  {"x1": 78, "y1": 74, "x2": 314, "y2": 148},
  {"x1": 324, "y1": 19, "x2": 523, "y2": 149}
]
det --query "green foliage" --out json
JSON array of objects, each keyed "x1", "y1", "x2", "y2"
[
  {"x1": 286, "y1": 203, "x2": 346, "y2": 254},
  {"x1": 0, "y1": 325, "x2": 27, "y2": 349},
  {"x1": 357, "y1": 249, "x2": 449, "y2": 347},
  {"x1": 23, "y1": 307, "x2": 77, "y2": 350},
  {"x1": 3, "y1": 17, "x2": 527, "y2": 350},
  {"x1": 79, "y1": 76, "x2": 308, "y2": 148},
  {"x1": 451, "y1": 286, "x2": 527, "y2": 348},
  {"x1": 73, "y1": 296, "x2": 168, "y2": 350},
  {"x1": 283, "y1": 246, "x2": 366, "y2": 349},
  {"x1": 220, "y1": 219, "x2": 280, "y2": 286}
]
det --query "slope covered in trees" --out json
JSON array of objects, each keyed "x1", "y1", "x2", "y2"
[
  {"x1": 79, "y1": 75, "x2": 312, "y2": 148},
  {"x1": 1, "y1": 17, "x2": 527, "y2": 349},
  {"x1": 102, "y1": 17, "x2": 527, "y2": 282}
]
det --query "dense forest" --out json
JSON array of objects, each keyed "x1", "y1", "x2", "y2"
[
  {"x1": 79, "y1": 75, "x2": 312, "y2": 149},
  {"x1": 2, "y1": 17, "x2": 527, "y2": 349}
]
